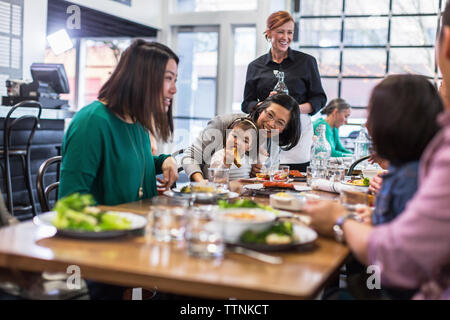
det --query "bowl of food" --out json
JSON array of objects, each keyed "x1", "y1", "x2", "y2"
[
  {"x1": 270, "y1": 192, "x2": 306, "y2": 211},
  {"x1": 215, "y1": 208, "x2": 276, "y2": 243}
]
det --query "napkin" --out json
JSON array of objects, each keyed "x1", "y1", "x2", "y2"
[{"x1": 310, "y1": 179, "x2": 343, "y2": 194}]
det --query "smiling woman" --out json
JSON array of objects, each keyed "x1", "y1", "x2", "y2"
[
  {"x1": 242, "y1": 11, "x2": 327, "y2": 172},
  {"x1": 59, "y1": 40, "x2": 179, "y2": 205}
]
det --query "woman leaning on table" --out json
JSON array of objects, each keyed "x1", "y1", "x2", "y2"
[
  {"x1": 59, "y1": 39, "x2": 179, "y2": 205},
  {"x1": 242, "y1": 10, "x2": 327, "y2": 172}
]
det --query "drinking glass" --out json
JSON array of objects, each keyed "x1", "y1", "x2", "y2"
[
  {"x1": 208, "y1": 167, "x2": 230, "y2": 193},
  {"x1": 150, "y1": 196, "x2": 188, "y2": 242},
  {"x1": 270, "y1": 165, "x2": 289, "y2": 182},
  {"x1": 185, "y1": 207, "x2": 224, "y2": 259},
  {"x1": 339, "y1": 187, "x2": 369, "y2": 212}
]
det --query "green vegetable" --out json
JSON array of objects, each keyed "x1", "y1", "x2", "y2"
[
  {"x1": 240, "y1": 221, "x2": 294, "y2": 244},
  {"x1": 218, "y1": 199, "x2": 278, "y2": 213},
  {"x1": 52, "y1": 193, "x2": 131, "y2": 231},
  {"x1": 363, "y1": 178, "x2": 370, "y2": 186}
]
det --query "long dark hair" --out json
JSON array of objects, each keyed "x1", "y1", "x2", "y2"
[
  {"x1": 367, "y1": 74, "x2": 443, "y2": 166},
  {"x1": 249, "y1": 94, "x2": 301, "y2": 151},
  {"x1": 98, "y1": 39, "x2": 179, "y2": 142}
]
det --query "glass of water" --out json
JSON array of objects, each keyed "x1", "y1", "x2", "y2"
[
  {"x1": 150, "y1": 196, "x2": 188, "y2": 242},
  {"x1": 185, "y1": 207, "x2": 224, "y2": 259},
  {"x1": 208, "y1": 167, "x2": 230, "y2": 193}
]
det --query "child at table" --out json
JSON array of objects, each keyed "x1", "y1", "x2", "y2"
[
  {"x1": 209, "y1": 118, "x2": 258, "y2": 180},
  {"x1": 365, "y1": 74, "x2": 443, "y2": 226}
]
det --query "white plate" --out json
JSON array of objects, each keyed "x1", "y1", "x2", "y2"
[
  {"x1": 34, "y1": 211, "x2": 148, "y2": 239},
  {"x1": 164, "y1": 189, "x2": 239, "y2": 199},
  {"x1": 243, "y1": 184, "x2": 312, "y2": 192},
  {"x1": 229, "y1": 224, "x2": 318, "y2": 252}
]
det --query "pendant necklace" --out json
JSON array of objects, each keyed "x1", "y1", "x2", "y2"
[{"x1": 126, "y1": 125, "x2": 146, "y2": 199}]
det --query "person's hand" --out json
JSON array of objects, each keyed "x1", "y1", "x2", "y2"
[
  {"x1": 368, "y1": 172, "x2": 385, "y2": 195},
  {"x1": 269, "y1": 91, "x2": 278, "y2": 97},
  {"x1": 355, "y1": 205, "x2": 373, "y2": 225},
  {"x1": 302, "y1": 200, "x2": 347, "y2": 238},
  {"x1": 158, "y1": 157, "x2": 179, "y2": 190},
  {"x1": 368, "y1": 153, "x2": 389, "y2": 170},
  {"x1": 250, "y1": 163, "x2": 263, "y2": 177},
  {"x1": 222, "y1": 148, "x2": 235, "y2": 169}
]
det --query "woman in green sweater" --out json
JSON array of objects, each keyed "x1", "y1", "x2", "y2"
[
  {"x1": 59, "y1": 40, "x2": 179, "y2": 205},
  {"x1": 313, "y1": 98, "x2": 353, "y2": 158}
]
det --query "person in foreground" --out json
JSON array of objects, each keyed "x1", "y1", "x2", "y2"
[
  {"x1": 59, "y1": 40, "x2": 179, "y2": 205},
  {"x1": 303, "y1": 2, "x2": 450, "y2": 299},
  {"x1": 367, "y1": 75, "x2": 442, "y2": 225},
  {"x1": 313, "y1": 98, "x2": 352, "y2": 158}
]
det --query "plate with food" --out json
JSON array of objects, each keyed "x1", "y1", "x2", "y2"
[
  {"x1": 34, "y1": 193, "x2": 147, "y2": 239},
  {"x1": 341, "y1": 178, "x2": 370, "y2": 188},
  {"x1": 231, "y1": 221, "x2": 317, "y2": 252},
  {"x1": 243, "y1": 182, "x2": 311, "y2": 192},
  {"x1": 288, "y1": 170, "x2": 307, "y2": 182},
  {"x1": 164, "y1": 185, "x2": 239, "y2": 200}
]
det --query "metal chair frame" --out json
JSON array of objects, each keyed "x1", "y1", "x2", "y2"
[
  {"x1": 1, "y1": 101, "x2": 42, "y2": 217},
  {"x1": 36, "y1": 156, "x2": 62, "y2": 213}
]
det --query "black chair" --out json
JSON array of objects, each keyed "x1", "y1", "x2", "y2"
[
  {"x1": 0, "y1": 101, "x2": 42, "y2": 217},
  {"x1": 36, "y1": 156, "x2": 62, "y2": 213}
]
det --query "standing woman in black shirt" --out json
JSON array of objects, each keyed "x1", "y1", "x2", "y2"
[{"x1": 242, "y1": 11, "x2": 327, "y2": 173}]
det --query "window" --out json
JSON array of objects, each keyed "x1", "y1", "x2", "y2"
[
  {"x1": 84, "y1": 39, "x2": 131, "y2": 106},
  {"x1": 292, "y1": 0, "x2": 443, "y2": 136},
  {"x1": 173, "y1": 27, "x2": 218, "y2": 151},
  {"x1": 232, "y1": 26, "x2": 256, "y2": 112},
  {"x1": 175, "y1": 0, "x2": 257, "y2": 12}
]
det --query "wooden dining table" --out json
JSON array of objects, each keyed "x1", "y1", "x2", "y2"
[{"x1": 0, "y1": 182, "x2": 350, "y2": 300}]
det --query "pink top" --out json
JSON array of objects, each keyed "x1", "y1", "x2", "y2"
[{"x1": 368, "y1": 111, "x2": 450, "y2": 300}]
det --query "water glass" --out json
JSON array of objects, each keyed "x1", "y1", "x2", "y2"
[
  {"x1": 150, "y1": 197, "x2": 188, "y2": 242},
  {"x1": 327, "y1": 164, "x2": 346, "y2": 182},
  {"x1": 339, "y1": 187, "x2": 368, "y2": 212},
  {"x1": 185, "y1": 207, "x2": 224, "y2": 259},
  {"x1": 270, "y1": 165, "x2": 289, "y2": 182},
  {"x1": 307, "y1": 166, "x2": 328, "y2": 186},
  {"x1": 208, "y1": 167, "x2": 230, "y2": 193}
]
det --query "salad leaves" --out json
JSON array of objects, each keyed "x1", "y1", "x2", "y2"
[
  {"x1": 240, "y1": 221, "x2": 294, "y2": 245},
  {"x1": 53, "y1": 193, "x2": 132, "y2": 232},
  {"x1": 218, "y1": 199, "x2": 277, "y2": 213}
]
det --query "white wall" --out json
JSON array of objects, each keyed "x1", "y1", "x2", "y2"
[
  {"x1": 66, "y1": 0, "x2": 163, "y2": 30},
  {"x1": 22, "y1": 0, "x2": 48, "y2": 80}
]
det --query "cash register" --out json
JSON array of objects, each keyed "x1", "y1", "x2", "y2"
[{"x1": 2, "y1": 63, "x2": 70, "y2": 109}]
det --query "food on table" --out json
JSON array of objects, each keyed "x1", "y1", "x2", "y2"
[
  {"x1": 53, "y1": 193, "x2": 132, "y2": 231},
  {"x1": 240, "y1": 221, "x2": 296, "y2": 245},
  {"x1": 180, "y1": 185, "x2": 191, "y2": 193},
  {"x1": 345, "y1": 178, "x2": 370, "y2": 187},
  {"x1": 274, "y1": 192, "x2": 291, "y2": 198},
  {"x1": 233, "y1": 147, "x2": 242, "y2": 168},
  {"x1": 222, "y1": 211, "x2": 273, "y2": 222},
  {"x1": 273, "y1": 173, "x2": 288, "y2": 181},
  {"x1": 289, "y1": 170, "x2": 305, "y2": 178},
  {"x1": 256, "y1": 173, "x2": 270, "y2": 180},
  {"x1": 182, "y1": 184, "x2": 216, "y2": 193},
  {"x1": 218, "y1": 199, "x2": 277, "y2": 213},
  {"x1": 263, "y1": 181, "x2": 295, "y2": 190}
]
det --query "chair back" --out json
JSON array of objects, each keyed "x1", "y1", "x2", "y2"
[
  {"x1": 3, "y1": 101, "x2": 42, "y2": 158},
  {"x1": 36, "y1": 156, "x2": 62, "y2": 212}
]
